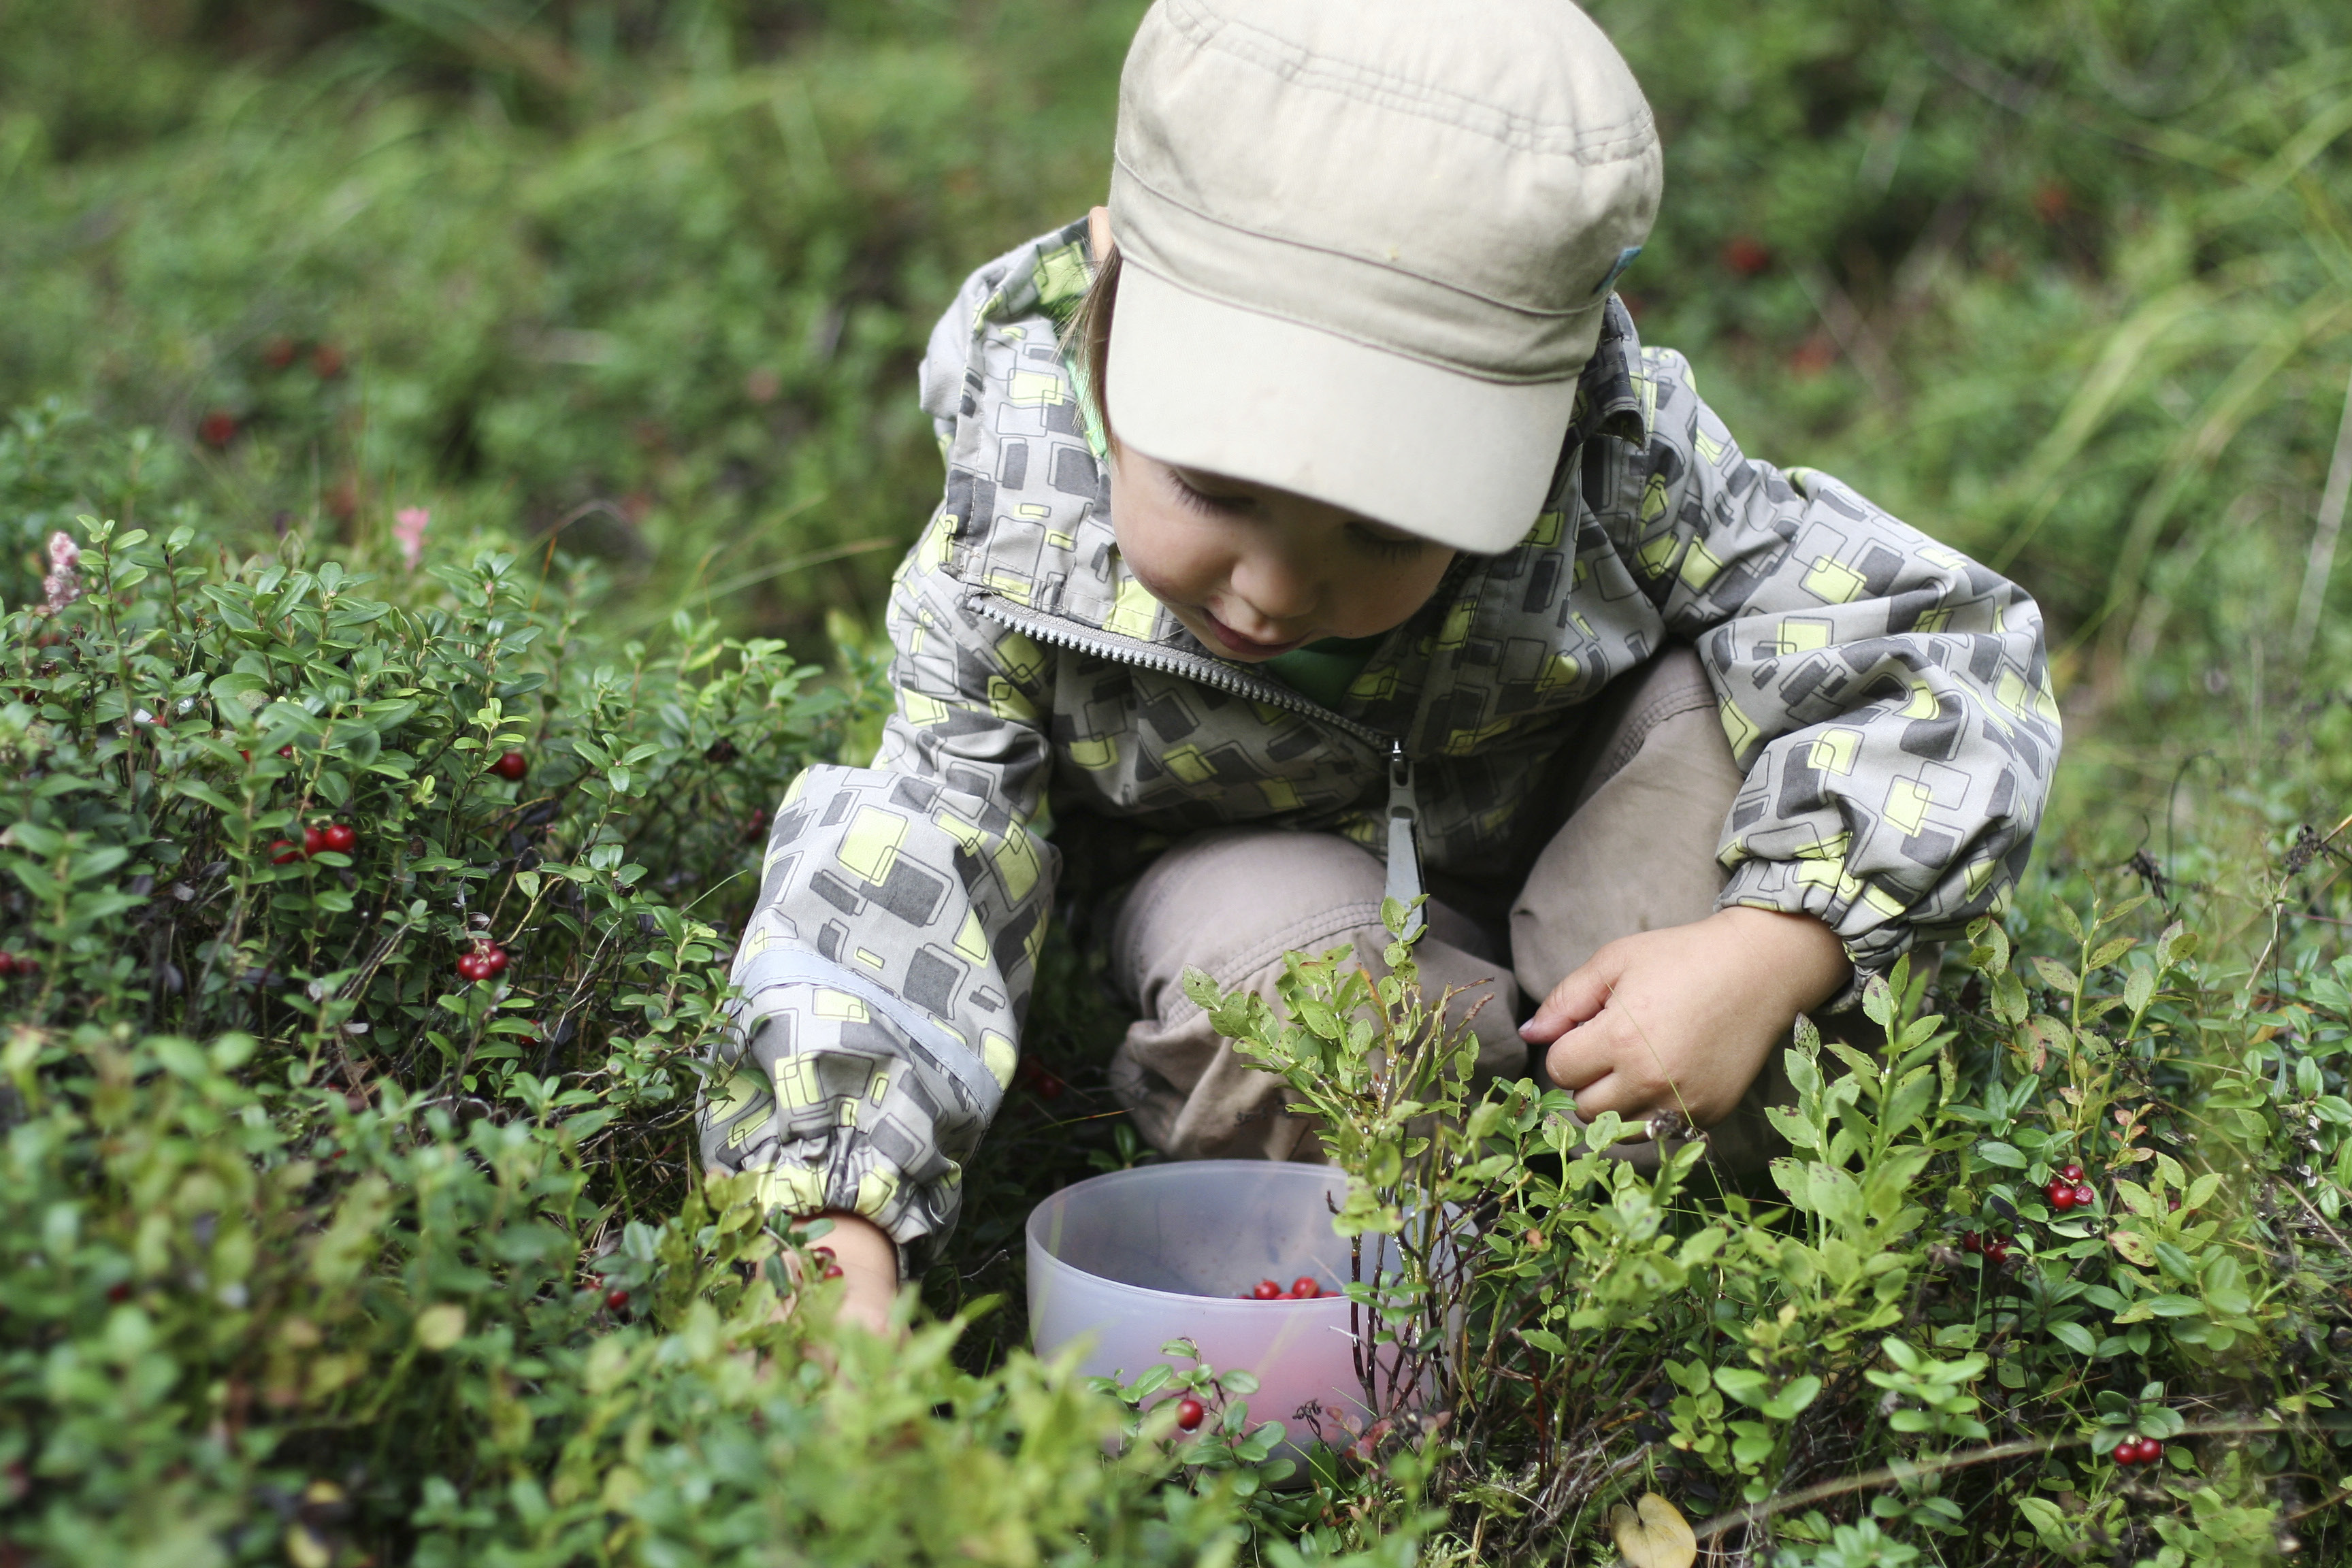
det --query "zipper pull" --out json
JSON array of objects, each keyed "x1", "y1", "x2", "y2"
[{"x1": 1384, "y1": 740, "x2": 1425, "y2": 942}]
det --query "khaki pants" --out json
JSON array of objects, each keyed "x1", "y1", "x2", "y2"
[{"x1": 1106, "y1": 646, "x2": 1788, "y2": 1171}]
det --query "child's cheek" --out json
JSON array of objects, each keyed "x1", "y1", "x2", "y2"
[{"x1": 1111, "y1": 490, "x2": 1222, "y2": 610}]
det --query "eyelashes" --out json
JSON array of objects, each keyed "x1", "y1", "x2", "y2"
[
  {"x1": 1348, "y1": 525, "x2": 1424, "y2": 561},
  {"x1": 1166, "y1": 470, "x2": 1425, "y2": 559},
  {"x1": 1166, "y1": 470, "x2": 1250, "y2": 518}
]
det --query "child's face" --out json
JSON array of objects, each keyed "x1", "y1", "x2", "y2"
[{"x1": 1109, "y1": 446, "x2": 1456, "y2": 661}]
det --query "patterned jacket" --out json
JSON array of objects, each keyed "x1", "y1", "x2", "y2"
[{"x1": 699, "y1": 216, "x2": 2060, "y2": 1261}]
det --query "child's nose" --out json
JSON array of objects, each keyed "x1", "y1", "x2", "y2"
[{"x1": 1228, "y1": 549, "x2": 1320, "y2": 625}]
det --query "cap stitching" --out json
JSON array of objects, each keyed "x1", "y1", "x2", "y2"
[
  {"x1": 1121, "y1": 248, "x2": 1604, "y2": 387},
  {"x1": 1115, "y1": 164, "x2": 1621, "y2": 329},
  {"x1": 1163, "y1": 0, "x2": 1658, "y2": 164}
]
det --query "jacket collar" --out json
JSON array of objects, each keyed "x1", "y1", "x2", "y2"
[{"x1": 1569, "y1": 295, "x2": 1649, "y2": 449}]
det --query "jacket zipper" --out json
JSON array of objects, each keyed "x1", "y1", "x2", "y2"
[
  {"x1": 965, "y1": 591, "x2": 1393, "y2": 747},
  {"x1": 965, "y1": 591, "x2": 1426, "y2": 931}
]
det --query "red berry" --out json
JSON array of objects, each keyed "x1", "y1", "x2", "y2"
[
  {"x1": 261, "y1": 336, "x2": 299, "y2": 370},
  {"x1": 1290, "y1": 1277, "x2": 1321, "y2": 1299},
  {"x1": 809, "y1": 1246, "x2": 835, "y2": 1263},
  {"x1": 2032, "y1": 180, "x2": 2071, "y2": 224},
  {"x1": 821, "y1": 1263, "x2": 843, "y2": 1279},
  {"x1": 270, "y1": 840, "x2": 303, "y2": 864},
  {"x1": 323, "y1": 823, "x2": 357, "y2": 853},
  {"x1": 1723, "y1": 235, "x2": 1773, "y2": 277},
  {"x1": 491, "y1": 751, "x2": 527, "y2": 782},
  {"x1": 1984, "y1": 1236, "x2": 2013, "y2": 1263},
  {"x1": 2072, "y1": 1183, "x2": 2096, "y2": 1208},
  {"x1": 1252, "y1": 1279, "x2": 1283, "y2": 1301},
  {"x1": 0, "y1": 953, "x2": 14, "y2": 977},
  {"x1": 604, "y1": 1288, "x2": 630, "y2": 1310},
  {"x1": 1175, "y1": 1396, "x2": 1205, "y2": 1431},
  {"x1": 303, "y1": 825, "x2": 327, "y2": 857},
  {"x1": 1961, "y1": 1231, "x2": 1983, "y2": 1254},
  {"x1": 2058, "y1": 1162, "x2": 2085, "y2": 1182},
  {"x1": 479, "y1": 944, "x2": 509, "y2": 976},
  {"x1": 312, "y1": 342, "x2": 346, "y2": 379},
  {"x1": 107, "y1": 1281, "x2": 133, "y2": 1303},
  {"x1": 457, "y1": 953, "x2": 485, "y2": 982},
  {"x1": 1035, "y1": 1070, "x2": 1064, "y2": 1100},
  {"x1": 1788, "y1": 335, "x2": 1838, "y2": 376},
  {"x1": 278, "y1": 745, "x2": 294, "y2": 759},
  {"x1": 2046, "y1": 1179, "x2": 2076, "y2": 1211},
  {"x1": 198, "y1": 410, "x2": 238, "y2": 448},
  {"x1": 12, "y1": 956, "x2": 34, "y2": 977}
]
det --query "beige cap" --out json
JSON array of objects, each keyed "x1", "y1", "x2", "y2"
[{"x1": 1107, "y1": 0, "x2": 1661, "y2": 554}]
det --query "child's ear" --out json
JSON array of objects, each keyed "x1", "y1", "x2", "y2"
[{"x1": 1088, "y1": 205, "x2": 1115, "y2": 261}]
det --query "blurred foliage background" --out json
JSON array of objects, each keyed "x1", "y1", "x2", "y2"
[{"x1": 5, "y1": 0, "x2": 2351, "y2": 702}]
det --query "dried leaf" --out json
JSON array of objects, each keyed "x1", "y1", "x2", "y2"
[{"x1": 1608, "y1": 1492, "x2": 1697, "y2": 1568}]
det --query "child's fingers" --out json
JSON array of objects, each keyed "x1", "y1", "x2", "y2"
[
  {"x1": 1544, "y1": 996, "x2": 1684, "y2": 1121},
  {"x1": 1520, "y1": 954, "x2": 1620, "y2": 1044},
  {"x1": 1540, "y1": 1006, "x2": 1644, "y2": 1104}
]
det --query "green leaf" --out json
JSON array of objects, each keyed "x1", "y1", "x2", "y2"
[
  {"x1": 1761, "y1": 1375, "x2": 1823, "y2": 1420},
  {"x1": 2051, "y1": 1320, "x2": 2097, "y2": 1356},
  {"x1": 173, "y1": 780, "x2": 242, "y2": 814},
  {"x1": 2031, "y1": 956, "x2": 2078, "y2": 994},
  {"x1": 1714, "y1": 1367, "x2": 1770, "y2": 1407}
]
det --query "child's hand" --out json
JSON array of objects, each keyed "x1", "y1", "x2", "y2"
[
  {"x1": 803, "y1": 1210, "x2": 900, "y2": 1338},
  {"x1": 1519, "y1": 908, "x2": 1852, "y2": 1130}
]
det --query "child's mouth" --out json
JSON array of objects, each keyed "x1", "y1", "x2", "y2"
[{"x1": 1200, "y1": 612, "x2": 1305, "y2": 659}]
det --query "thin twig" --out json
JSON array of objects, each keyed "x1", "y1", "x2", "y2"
[{"x1": 1693, "y1": 1419, "x2": 2285, "y2": 1541}]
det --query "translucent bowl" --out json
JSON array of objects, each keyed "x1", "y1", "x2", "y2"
[{"x1": 1026, "y1": 1160, "x2": 1391, "y2": 1458}]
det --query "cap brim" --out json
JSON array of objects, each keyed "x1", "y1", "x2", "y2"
[{"x1": 1106, "y1": 263, "x2": 1583, "y2": 555}]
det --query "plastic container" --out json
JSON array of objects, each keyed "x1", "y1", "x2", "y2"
[{"x1": 1026, "y1": 1160, "x2": 1396, "y2": 1458}]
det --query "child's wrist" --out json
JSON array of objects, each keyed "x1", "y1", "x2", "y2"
[{"x1": 1708, "y1": 906, "x2": 1852, "y2": 1014}]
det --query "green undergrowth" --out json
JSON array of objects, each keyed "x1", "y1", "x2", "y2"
[
  {"x1": 7, "y1": 401, "x2": 2351, "y2": 1565},
  {"x1": 0, "y1": 420, "x2": 1281, "y2": 1567}
]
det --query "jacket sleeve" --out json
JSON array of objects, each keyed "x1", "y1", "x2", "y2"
[
  {"x1": 698, "y1": 525, "x2": 1059, "y2": 1263},
  {"x1": 1603, "y1": 346, "x2": 2059, "y2": 994}
]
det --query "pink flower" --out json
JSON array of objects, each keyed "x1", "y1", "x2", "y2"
[
  {"x1": 393, "y1": 507, "x2": 430, "y2": 570},
  {"x1": 42, "y1": 532, "x2": 82, "y2": 611}
]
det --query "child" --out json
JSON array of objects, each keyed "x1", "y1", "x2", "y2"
[{"x1": 701, "y1": 0, "x2": 2059, "y2": 1332}]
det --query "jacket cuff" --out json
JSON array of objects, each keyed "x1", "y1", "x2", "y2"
[
  {"x1": 731, "y1": 1146, "x2": 953, "y2": 1279},
  {"x1": 1715, "y1": 857, "x2": 1923, "y2": 1013}
]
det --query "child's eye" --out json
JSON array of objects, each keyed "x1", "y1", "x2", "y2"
[
  {"x1": 1167, "y1": 471, "x2": 1254, "y2": 517},
  {"x1": 1348, "y1": 524, "x2": 1424, "y2": 561}
]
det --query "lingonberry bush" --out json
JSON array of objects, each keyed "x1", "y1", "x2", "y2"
[
  {"x1": 1184, "y1": 894, "x2": 2352, "y2": 1565},
  {"x1": 0, "y1": 413, "x2": 1296, "y2": 1566},
  {"x1": 6, "y1": 398, "x2": 2350, "y2": 1568}
]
